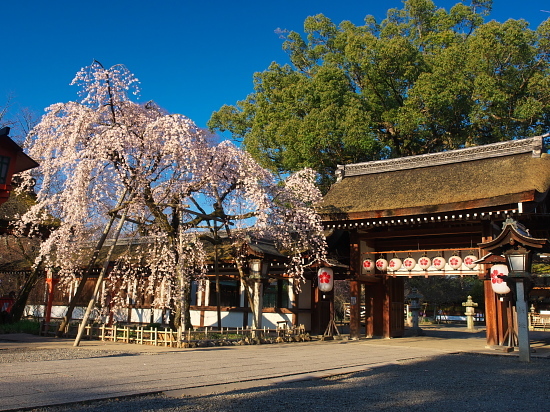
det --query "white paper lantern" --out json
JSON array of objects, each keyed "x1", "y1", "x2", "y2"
[
  {"x1": 318, "y1": 268, "x2": 334, "y2": 292},
  {"x1": 376, "y1": 258, "x2": 388, "y2": 272},
  {"x1": 418, "y1": 256, "x2": 431, "y2": 270},
  {"x1": 449, "y1": 254, "x2": 463, "y2": 270},
  {"x1": 490, "y1": 264, "x2": 511, "y2": 295},
  {"x1": 362, "y1": 258, "x2": 375, "y2": 273},
  {"x1": 432, "y1": 256, "x2": 446, "y2": 270},
  {"x1": 388, "y1": 257, "x2": 402, "y2": 271},
  {"x1": 463, "y1": 255, "x2": 478, "y2": 269},
  {"x1": 403, "y1": 257, "x2": 416, "y2": 271}
]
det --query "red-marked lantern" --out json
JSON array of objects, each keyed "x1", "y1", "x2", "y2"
[
  {"x1": 432, "y1": 256, "x2": 446, "y2": 270},
  {"x1": 362, "y1": 258, "x2": 375, "y2": 273},
  {"x1": 490, "y1": 264, "x2": 511, "y2": 294},
  {"x1": 418, "y1": 256, "x2": 431, "y2": 270},
  {"x1": 463, "y1": 255, "x2": 478, "y2": 269},
  {"x1": 389, "y1": 257, "x2": 402, "y2": 271},
  {"x1": 376, "y1": 258, "x2": 388, "y2": 272},
  {"x1": 449, "y1": 254, "x2": 462, "y2": 270},
  {"x1": 403, "y1": 257, "x2": 416, "y2": 271},
  {"x1": 318, "y1": 268, "x2": 334, "y2": 292}
]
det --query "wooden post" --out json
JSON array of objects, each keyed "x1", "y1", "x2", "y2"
[
  {"x1": 382, "y1": 276, "x2": 391, "y2": 339},
  {"x1": 484, "y1": 280, "x2": 498, "y2": 346},
  {"x1": 349, "y1": 229, "x2": 361, "y2": 339},
  {"x1": 372, "y1": 281, "x2": 384, "y2": 337},
  {"x1": 364, "y1": 283, "x2": 374, "y2": 338},
  {"x1": 349, "y1": 280, "x2": 361, "y2": 339},
  {"x1": 44, "y1": 271, "x2": 58, "y2": 324}
]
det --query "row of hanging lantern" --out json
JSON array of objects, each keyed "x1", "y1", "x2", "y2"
[{"x1": 363, "y1": 252, "x2": 479, "y2": 273}]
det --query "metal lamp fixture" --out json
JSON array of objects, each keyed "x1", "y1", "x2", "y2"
[
  {"x1": 249, "y1": 258, "x2": 269, "y2": 279},
  {"x1": 503, "y1": 245, "x2": 532, "y2": 278}
]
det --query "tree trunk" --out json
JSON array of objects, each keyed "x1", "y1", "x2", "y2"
[
  {"x1": 10, "y1": 264, "x2": 44, "y2": 322},
  {"x1": 252, "y1": 281, "x2": 263, "y2": 331},
  {"x1": 235, "y1": 261, "x2": 261, "y2": 335},
  {"x1": 180, "y1": 272, "x2": 192, "y2": 331}
]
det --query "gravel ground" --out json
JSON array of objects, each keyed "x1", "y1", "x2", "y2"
[
  {"x1": 3, "y1": 346, "x2": 548, "y2": 412},
  {"x1": 0, "y1": 347, "x2": 133, "y2": 363}
]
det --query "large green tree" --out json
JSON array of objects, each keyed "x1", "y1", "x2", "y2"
[{"x1": 208, "y1": 0, "x2": 550, "y2": 191}]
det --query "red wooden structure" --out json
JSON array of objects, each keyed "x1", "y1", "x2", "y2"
[{"x1": 0, "y1": 127, "x2": 38, "y2": 206}]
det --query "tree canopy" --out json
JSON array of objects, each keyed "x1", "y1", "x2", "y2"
[
  {"x1": 18, "y1": 62, "x2": 327, "y2": 331},
  {"x1": 208, "y1": 0, "x2": 550, "y2": 191}
]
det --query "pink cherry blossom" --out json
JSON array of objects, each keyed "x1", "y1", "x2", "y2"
[{"x1": 16, "y1": 62, "x2": 327, "y2": 325}]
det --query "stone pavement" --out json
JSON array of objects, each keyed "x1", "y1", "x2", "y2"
[{"x1": 1, "y1": 325, "x2": 549, "y2": 411}]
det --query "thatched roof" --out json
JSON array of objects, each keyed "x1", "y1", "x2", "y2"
[{"x1": 320, "y1": 136, "x2": 550, "y2": 220}]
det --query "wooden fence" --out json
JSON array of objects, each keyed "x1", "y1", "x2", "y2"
[
  {"x1": 530, "y1": 314, "x2": 550, "y2": 331},
  {"x1": 40, "y1": 322, "x2": 308, "y2": 348}
]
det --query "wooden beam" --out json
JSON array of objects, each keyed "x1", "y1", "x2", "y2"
[{"x1": 322, "y1": 192, "x2": 535, "y2": 222}]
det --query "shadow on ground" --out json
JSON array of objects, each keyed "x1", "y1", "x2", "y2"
[{"x1": 31, "y1": 352, "x2": 550, "y2": 412}]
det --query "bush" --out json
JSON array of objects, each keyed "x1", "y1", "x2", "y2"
[{"x1": 0, "y1": 319, "x2": 41, "y2": 334}]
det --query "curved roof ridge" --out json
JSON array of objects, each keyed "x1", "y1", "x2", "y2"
[{"x1": 337, "y1": 135, "x2": 547, "y2": 181}]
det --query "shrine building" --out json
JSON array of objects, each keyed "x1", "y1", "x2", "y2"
[{"x1": 318, "y1": 135, "x2": 550, "y2": 346}]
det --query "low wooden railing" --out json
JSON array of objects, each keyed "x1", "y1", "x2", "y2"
[
  {"x1": 40, "y1": 322, "x2": 309, "y2": 348},
  {"x1": 530, "y1": 314, "x2": 550, "y2": 331}
]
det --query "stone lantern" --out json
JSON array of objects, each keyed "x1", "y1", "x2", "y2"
[
  {"x1": 406, "y1": 288, "x2": 424, "y2": 336},
  {"x1": 462, "y1": 295, "x2": 478, "y2": 331}
]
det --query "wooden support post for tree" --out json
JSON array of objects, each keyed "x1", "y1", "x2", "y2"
[
  {"x1": 57, "y1": 191, "x2": 128, "y2": 337},
  {"x1": 214, "y1": 232, "x2": 222, "y2": 330},
  {"x1": 74, "y1": 205, "x2": 128, "y2": 347}
]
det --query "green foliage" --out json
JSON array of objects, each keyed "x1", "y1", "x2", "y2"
[
  {"x1": 0, "y1": 319, "x2": 41, "y2": 334},
  {"x1": 208, "y1": 0, "x2": 550, "y2": 191},
  {"x1": 406, "y1": 276, "x2": 484, "y2": 308},
  {"x1": 532, "y1": 263, "x2": 550, "y2": 274}
]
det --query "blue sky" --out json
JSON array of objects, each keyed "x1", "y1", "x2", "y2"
[{"x1": 2, "y1": 1, "x2": 550, "y2": 134}]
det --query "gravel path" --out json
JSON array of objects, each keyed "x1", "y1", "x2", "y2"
[
  {"x1": 3, "y1": 345, "x2": 548, "y2": 412},
  {"x1": 0, "y1": 347, "x2": 131, "y2": 363}
]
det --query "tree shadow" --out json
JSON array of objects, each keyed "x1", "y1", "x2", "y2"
[{"x1": 37, "y1": 352, "x2": 550, "y2": 411}]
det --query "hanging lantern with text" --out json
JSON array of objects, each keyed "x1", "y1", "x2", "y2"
[
  {"x1": 362, "y1": 258, "x2": 375, "y2": 273},
  {"x1": 318, "y1": 268, "x2": 334, "y2": 292},
  {"x1": 490, "y1": 264, "x2": 511, "y2": 295}
]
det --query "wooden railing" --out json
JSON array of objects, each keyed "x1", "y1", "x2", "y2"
[
  {"x1": 530, "y1": 314, "x2": 550, "y2": 331},
  {"x1": 40, "y1": 322, "x2": 309, "y2": 348}
]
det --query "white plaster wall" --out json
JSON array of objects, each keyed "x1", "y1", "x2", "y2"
[
  {"x1": 262, "y1": 312, "x2": 293, "y2": 329},
  {"x1": 195, "y1": 310, "x2": 244, "y2": 328},
  {"x1": 24, "y1": 305, "x2": 44, "y2": 318},
  {"x1": 130, "y1": 308, "x2": 151, "y2": 323}
]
